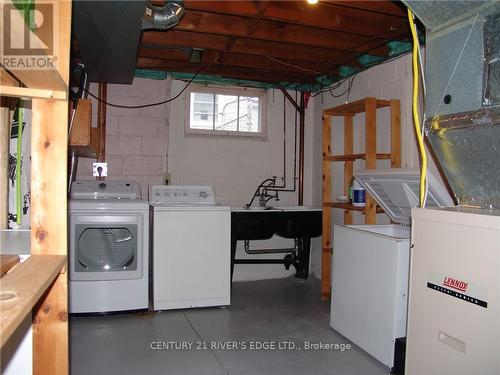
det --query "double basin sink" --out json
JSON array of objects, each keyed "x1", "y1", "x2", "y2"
[{"x1": 231, "y1": 206, "x2": 322, "y2": 240}]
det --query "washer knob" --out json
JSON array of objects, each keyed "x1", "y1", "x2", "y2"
[{"x1": 199, "y1": 191, "x2": 208, "y2": 199}]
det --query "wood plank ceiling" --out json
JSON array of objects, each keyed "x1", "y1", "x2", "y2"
[{"x1": 138, "y1": 0, "x2": 411, "y2": 88}]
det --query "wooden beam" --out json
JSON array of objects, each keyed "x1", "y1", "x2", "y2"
[
  {"x1": 176, "y1": 10, "x2": 390, "y2": 56},
  {"x1": 142, "y1": 30, "x2": 361, "y2": 66},
  {"x1": 364, "y1": 97, "x2": 377, "y2": 225},
  {"x1": 136, "y1": 57, "x2": 318, "y2": 84},
  {"x1": 322, "y1": 0, "x2": 408, "y2": 17},
  {"x1": 323, "y1": 98, "x2": 391, "y2": 115},
  {"x1": 0, "y1": 0, "x2": 67, "y2": 92},
  {"x1": 139, "y1": 48, "x2": 328, "y2": 77},
  {"x1": 183, "y1": 1, "x2": 410, "y2": 40},
  {"x1": 1, "y1": 68, "x2": 20, "y2": 87},
  {"x1": 0, "y1": 255, "x2": 66, "y2": 349},
  {"x1": 0, "y1": 86, "x2": 66, "y2": 100},
  {"x1": 1, "y1": 255, "x2": 20, "y2": 277},
  {"x1": 321, "y1": 113, "x2": 332, "y2": 300},
  {"x1": 390, "y1": 99, "x2": 401, "y2": 168},
  {"x1": 343, "y1": 115, "x2": 353, "y2": 225},
  {"x1": 31, "y1": 0, "x2": 71, "y2": 374}
]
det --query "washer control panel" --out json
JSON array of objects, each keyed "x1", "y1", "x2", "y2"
[
  {"x1": 149, "y1": 186, "x2": 215, "y2": 205},
  {"x1": 70, "y1": 180, "x2": 141, "y2": 200}
]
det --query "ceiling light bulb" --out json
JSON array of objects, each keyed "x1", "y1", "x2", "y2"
[{"x1": 307, "y1": 0, "x2": 318, "y2": 4}]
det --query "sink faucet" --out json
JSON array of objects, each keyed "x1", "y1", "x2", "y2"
[{"x1": 246, "y1": 177, "x2": 280, "y2": 208}]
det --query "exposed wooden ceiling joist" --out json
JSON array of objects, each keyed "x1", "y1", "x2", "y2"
[
  {"x1": 176, "y1": 10, "x2": 391, "y2": 56},
  {"x1": 142, "y1": 30, "x2": 363, "y2": 66},
  {"x1": 74, "y1": 0, "x2": 412, "y2": 87},
  {"x1": 136, "y1": 57, "x2": 319, "y2": 84},
  {"x1": 183, "y1": 1, "x2": 409, "y2": 40},
  {"x1": 138, "y1": 47, "x2": 334, "y2": 77}
]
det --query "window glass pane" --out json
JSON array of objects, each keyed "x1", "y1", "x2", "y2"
[
  {"x1": 215, "y1": 94, "x2": 238, "y2": 131},
  {"x1": 238, "y1": 96, "x2": 260, "y2": 132},
  {"x1": 190, "y1": 92, "x2": 214, "y2": 130}
]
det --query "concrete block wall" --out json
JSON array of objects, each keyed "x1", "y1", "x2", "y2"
[
  {"x1": 309, "y1": 52, "x2": 450, "y2": 280},
  {"x1": 76, "y1": 78, "x2": 169, "y2": 198},
  {"x1": 168, "y1": 81, "x2": 317, "y2": 281}
]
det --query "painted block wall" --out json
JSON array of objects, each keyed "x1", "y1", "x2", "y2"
[
  {"x1": 167, "y1": 80, "x2": 317, "y2": 281},
  {"x1": 75, "y1": 77, "x2": 317, "y2": 281},
  {"x1": 76, "y1": 78, "x2": 169, "y2": 199},
  {"x1": 309, "y1": 52, "x2": 450, "y2": 280}
]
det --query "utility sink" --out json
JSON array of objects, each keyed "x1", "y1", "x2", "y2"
[
  {"x1": 231, "y1": 206, "x2": 322, "y2": 240},
  {"x1": 231, "y1": 208, "x2": 282, "y2": 240},
  {"x1": 275, "y1": 207, "x2": 322, "y2": 239},
  {"x1": 230, "y1": 206, "x2": 322, "y2": 280}
]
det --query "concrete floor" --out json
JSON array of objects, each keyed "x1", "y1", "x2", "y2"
[{"x1": 70, "y1": 277, "x2": 388, "y2": 375}]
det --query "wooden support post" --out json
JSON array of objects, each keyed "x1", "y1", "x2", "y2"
[
  {"x1": 31, "y1": 1, "x2": 71, "y2": 374},
  {"x1": 31, "y1": 98, "x2": 68, "y2": 375},
  {"x1": 390, "y1": 99, "x2": 401, "y2": 168},
  {"x1": 321, "y1": 114, "x2": 332, "y2": 299},
  {"x1": 343, "y1": 115, "x2": 353, "y2": 225},
  {"x1": 364, "y1": 97, "x2": 377, "y2": 224}
]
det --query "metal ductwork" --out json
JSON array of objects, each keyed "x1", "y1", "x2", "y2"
[
  {"x1": 142, "y1": 1, "x2": 185, "y2": 30},
  {"x1": 403, "y1": 1, "x2": 500, "y2": 209}
]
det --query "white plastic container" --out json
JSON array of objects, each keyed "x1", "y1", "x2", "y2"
[{"x1": 352, "y1": 178, "x2": 366, "y2": 207}]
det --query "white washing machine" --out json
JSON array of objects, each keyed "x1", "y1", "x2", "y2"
[
  {"x1": 150, "y1": 185, "x2": 231, "y2": 310},
  {"x1": 68, "y1": 180, "x2": 149, "y2": 313}
]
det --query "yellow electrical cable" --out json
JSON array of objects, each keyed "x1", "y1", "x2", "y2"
[{"x1": 408, "y1": 9, "x2": 427, "y2": 207}]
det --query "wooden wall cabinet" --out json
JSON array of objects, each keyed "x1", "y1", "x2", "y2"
[
  {"x1": 321, "y1": 97, "x2": 401, "y2": 299},
  {"x1": 69, "y1": 99, "x2": 101, "y2": 159}
]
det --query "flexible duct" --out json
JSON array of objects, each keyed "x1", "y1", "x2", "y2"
[{"x1": 142, "y1": 1, "x2": 185, "y2": 30}]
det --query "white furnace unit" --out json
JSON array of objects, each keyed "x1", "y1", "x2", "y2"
[
  {"x1": 405, "y1": 207, "x2": 500, "y2": 374},
  {"x1": 330, "y1": 168, "x2": 453, "y2": 369}
]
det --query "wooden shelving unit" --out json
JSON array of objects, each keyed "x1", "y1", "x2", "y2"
[
  {"x1": 0, "y1": 1, "x2": 71, "y2": 374},
  {"x1": 321, "y1": 97, "x2": 401, "y2": 299}
]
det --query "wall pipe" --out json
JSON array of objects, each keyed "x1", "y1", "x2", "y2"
[
  {"x1": 298, "y1": 92, "x2": 305, "y2": 205},
  {"x1": 97, "y1": 83, "x2": 107, "y2": 179},
  {"x1": 251, "y1": 86, "x2": 305, "y2": 206}
]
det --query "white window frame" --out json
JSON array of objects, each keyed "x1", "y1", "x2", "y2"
[{"x1": 185, "y1": 85, "x2": 268, "y2": 138}]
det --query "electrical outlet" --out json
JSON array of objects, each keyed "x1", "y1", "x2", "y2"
[
  {"x1": 164, "y1": 172, "x2": 171, "y2": 185},
  {"x1": 93, "y1": 162, "x2": 108, "y2": 177}
]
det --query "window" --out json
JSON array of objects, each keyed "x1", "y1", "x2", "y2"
[{"x1": 186, "y1": 86, "x2": 267, "y2": 137}]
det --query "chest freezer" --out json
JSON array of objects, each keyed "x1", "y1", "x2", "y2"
[{"x1": 330, "y1": 168, "x2": 453, "y2": 369}]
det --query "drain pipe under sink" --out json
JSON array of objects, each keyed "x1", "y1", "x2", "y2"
[{"x1": 244, "y1": 239, "x2": 297, "y2": 254}]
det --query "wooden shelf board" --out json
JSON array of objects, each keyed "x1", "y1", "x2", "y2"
[
  {"x1": 0, "y1": 255, "x2": 66, "y2": 349},
  {"x1": 323, "y1": 97, "x2": 391, "y2": 116},
  {"x1": 1, "y1": 255, "x2": 20, "y2": 277},
  {"x1": 323, "y1": 152, "x2": 391, "y2": 161},
  {"x1": 0, "y1": 86, "x2": 66, "y2": 101},
  {"x1": 324, "y1": 201, "x2": 385, "y2": 214},
  {"x1": 1, "y1": 0, "x2": 68, "y2": 96},
  {"x1": 0, "y1": 68, "x2": 19, "y2": 87}
]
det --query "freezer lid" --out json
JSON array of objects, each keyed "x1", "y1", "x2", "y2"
[{"x1": 354, "y1": 168, "x2": 454, "y2": 225}]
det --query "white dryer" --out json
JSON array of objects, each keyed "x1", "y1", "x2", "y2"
[{"x1": 68, "y1": 180, "x2": 149, "y2": 313}]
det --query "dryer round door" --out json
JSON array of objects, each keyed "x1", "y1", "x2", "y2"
[{"x1": 69, "y1": 214, "x2": 144, "y2": 281}]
